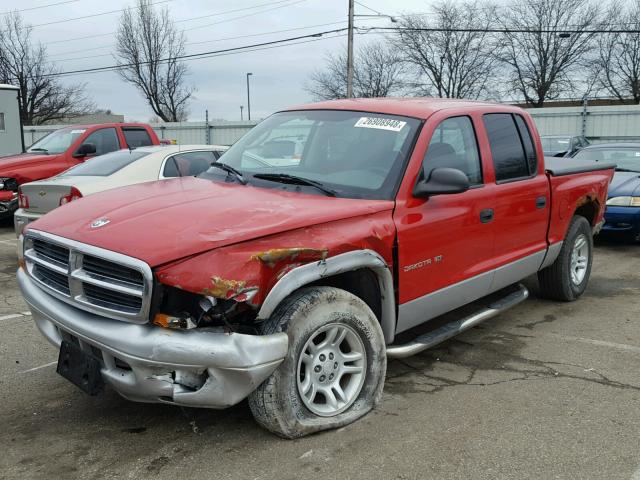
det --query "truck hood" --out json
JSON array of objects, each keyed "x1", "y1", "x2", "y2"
[
  {"x1": 608, "y1": 171, "x2": 640, "y2": 197},
  {"x1": 28, "y1": 177, "x2": 394, "y2": 267},
  {"x1": 0, "y1": 153, "x2": 60, "y2": 173}
]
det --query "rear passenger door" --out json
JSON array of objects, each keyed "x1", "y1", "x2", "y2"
[
  {"x1": 161, "y1": 151, "x2": 216, "y2": 178},
  {"x1": 482, "y1": 113, "x2": 549, "y2": 291}
]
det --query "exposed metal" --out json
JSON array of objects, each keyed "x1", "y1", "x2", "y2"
[
  {"x1": 296, "y1": 323, "x2": 366, "y2": 417},
  {"x1": 387, "y1": 284, "x2": 529, "y2": 359},
  {"x1": 257, "y1": 249, "x2": 396, "y2": 344},
  {"x1": 570, "y1": 234, "x2": 589, "y2": 285},
  {"x1": 23, "y1": 229, "x2": 154, "y2": 324},
  {"x1": 18, "y1": 268, "x2": 289, "y2": 408}
]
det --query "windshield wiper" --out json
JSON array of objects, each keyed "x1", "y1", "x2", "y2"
[
  {"x1": 28, "y1": 148, "x2": 48, "y2": 154},
  {"x1": 614, "y1": 167, "x2": 640, "y2": 173},
  {"x1": 252, "y1": 173, "x2": 337, "y2": 197},
  {"x1": 209, "y1": 162, "x2": 247, "y2": 185}
]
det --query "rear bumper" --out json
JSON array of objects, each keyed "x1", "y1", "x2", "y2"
[
  {"x1": 0, "y1": 194, "x2": 18, "y2": 220},
  {"x1": 603, "y1": 206, "x2": 640, "y2": 233},
  {"x1": 18, "y1": 268, "x2": 288, "y2": 408},
  {"x1": 14, "y1": 209, "x2": 42, "y2": 237}
]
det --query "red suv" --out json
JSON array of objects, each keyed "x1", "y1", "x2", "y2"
[{"x1": 0, "y1": 123, "x2": 159, "y2": 220}]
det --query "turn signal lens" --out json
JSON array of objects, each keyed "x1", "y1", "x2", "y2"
[
  {"x1": 153, "y1": 313, "x2": 197, "y2": 329},
  {"x1": 18, "y1": 188, "x2": 29, "y2": 209},
  {"x1": 59, "y1": 187, "x2": 83, "y2": 206}
]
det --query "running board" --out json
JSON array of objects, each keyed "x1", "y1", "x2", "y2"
[{"x1": 386, "y1": 284, "x2": 529, "y2": 359}]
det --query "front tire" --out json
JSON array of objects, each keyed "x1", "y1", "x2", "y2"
[
  {"x1": 538, "y1": 215, "x2": 594, "y2": 301},
  {"x1": 248, "y1": 286, "x2": 386, "y2": 439}
]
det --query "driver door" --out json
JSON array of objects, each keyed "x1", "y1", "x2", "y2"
[{"x1": 394, "y1": 114, "x2": 495, "y2": 333}]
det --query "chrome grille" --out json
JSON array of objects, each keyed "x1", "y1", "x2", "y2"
[{"x1": 24, "y1": 230, "x2": 153, "y2": 323}]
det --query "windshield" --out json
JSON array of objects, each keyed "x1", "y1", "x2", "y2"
[
  {"x1": 541, "y1": 137, "x2": 571, "y2": 152},
  {"x1": 200, "y1": 110, "x2": 421, "y2": 200},
  {"x1": 573, "y1": 147, "x2": 640, "y2": 172},
  {"x1": 61, "y1": 149, "x2": 151, "y2": 176},
  {"x1": 28, "y1": 127, "x2": 86, "y2": 154}
]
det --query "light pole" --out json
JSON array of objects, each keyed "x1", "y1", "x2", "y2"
[
  {"x1": 246, "y1": 72, "x2": 253, "y2": 121},
  {"x1": 346, "y1": 0, "x2": 354, "y2": 98},
  {"x1": 240, "y1": 105, "x2": 244, "y2": 121}
]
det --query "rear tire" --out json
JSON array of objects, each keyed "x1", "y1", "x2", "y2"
[
  {"x1": 538, "y1": 215, "x2": 593, "y2": 301},
  {"x1": 248, "y1": 286, "x2": 386, "y2": 439}
]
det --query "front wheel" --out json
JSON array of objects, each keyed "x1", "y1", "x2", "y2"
[
  {"x1": 248, "y1": 286, "x2": 386, "y2": 438},
  {"x1": 538, "y1": 215, "x2": 594, "y2": 301}
]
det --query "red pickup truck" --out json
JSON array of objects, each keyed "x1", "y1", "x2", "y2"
[
  {"x1": 0, "y1": 123, "x2": 159, "y2": 219},
  {"x1": 17, "y1": 99, "x2": 614, "y2": 438}
]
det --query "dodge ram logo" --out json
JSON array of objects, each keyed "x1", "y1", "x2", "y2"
[{"x1": 90, "y1": 218, "x2": 110, "y2": 229}]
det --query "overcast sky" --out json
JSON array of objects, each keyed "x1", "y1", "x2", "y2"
[{"x1": 5, "y1": 0, "x2": 433, "y2": 122}]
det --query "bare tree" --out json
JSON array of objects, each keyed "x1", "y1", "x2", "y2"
[
  {"x1": 393, "y1": 1, "x2": 500, "y2": 100},
  {"x1": 0, "y1": 12, "x2": 94, "y2": 125},
  {"x1": 115, "y1": 0, "x2": 193, "y2": 122},
  {"x1": 305, "y1": 41, "x2": 405, "y2": 100},
  {"x1": 591, "y1": 1, "x2": 640, "y2": 103},
  {"x1": 497, "y1": 0, "x2": 601, "y2": 107}
]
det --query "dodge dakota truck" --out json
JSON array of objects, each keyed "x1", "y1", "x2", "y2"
[
  {"x1": 0, "y1": 123, "x2": 159, "y2": 219},
  {"x1": 17, "y1": 99, "x2": 614, "y2": 438}
]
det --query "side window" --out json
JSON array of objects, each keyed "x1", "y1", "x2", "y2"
[
  {"x1": 514, "y1": 115, "x2": 537, "y2": 174},
  {"x1": 123, "y1": 128, "x2": 153, "y2": 148},
  {"x1": 82, "y1": 128, "x2": 120, "y2": 156},
  {"x1": 483, "y1": 113, "x2": 531, "y2": 182},
  {"x1": 163, "y1": 151, "x2": 216, "y2": 178},
  {"x1": 423, "y1": 116, "x2": 482, "y2": 185},
  {"x1": 0, "y1": 112, "x2": 5, "y2": 131}
]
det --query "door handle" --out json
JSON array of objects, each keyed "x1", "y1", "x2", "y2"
[
  {"x1": 480, "y1": 208, "x2": 494, "y2": 223},
  {"x1": 536, "y1": 196, "x2": 547, "y2": 209}
]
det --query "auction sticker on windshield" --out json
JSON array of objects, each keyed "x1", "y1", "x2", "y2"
[{"x1": 354, "y1": 117, "x2": 406, "y2": 132}]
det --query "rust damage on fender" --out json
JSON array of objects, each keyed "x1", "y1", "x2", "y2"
[
  {"x1": 251, "y1": 247, "x2": 329, "y2": 267},
  {"x1": 204, "y1": 276, "x2": 258, "y2": 301}
]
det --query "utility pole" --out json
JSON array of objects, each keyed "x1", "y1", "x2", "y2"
[
  {"x1": 246, "y1": 72, "x2": 253, "y2": 121},
  {"x1": 240, "y1": 105, "x2": 244, "y2": 121},
  {"x1": 346, "y1": 0, "x2": 354, "y2": 98}
]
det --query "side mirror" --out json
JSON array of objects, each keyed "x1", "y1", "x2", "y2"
[
  {"x1": 413, "y1": 167, "x2": 470, "y2": 197},
  {"x1": 73, "y1": 143, "x2": 96, "y2": 158}
]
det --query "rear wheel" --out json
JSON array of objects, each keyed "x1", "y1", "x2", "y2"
[
  {"x1": 538, "y1": 215, "x2": 593, "y2": 301},
  {"x1": 248, "y1": 286, "x2": 386, "y2": 438}
]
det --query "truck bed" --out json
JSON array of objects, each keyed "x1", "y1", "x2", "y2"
[{"x1": 545, "y1": 157, "x2": 616, "y2": 176}]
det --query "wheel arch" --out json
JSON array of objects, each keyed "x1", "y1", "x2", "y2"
[{"x1": 256, "y1": 250, "x2": 396, "y2": 344}]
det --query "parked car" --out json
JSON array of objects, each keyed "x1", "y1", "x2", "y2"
[
  {"x1": 14, "y1": 145, "x2": 228, "y2": 235},
  {"x1": 0, "y1": 123, "x2": 160, "y2": 220},
  {"x1": 17, "y1": 98, "x2": 614, "y2": 438},
  {"x1": 572, "y1": 143, "x2": 640, "y2": 240},
  {"x1": 541, "y1": 134, "x2": 590, "y2": 157}
]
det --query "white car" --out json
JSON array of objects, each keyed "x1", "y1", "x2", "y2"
[{"x1": 14, "y1": 144, "x2": 228, "y2": 235}]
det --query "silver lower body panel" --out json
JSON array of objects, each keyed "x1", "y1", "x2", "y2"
[{"x1": 18, "y1": 268, "x2": 288, "y2": 408}]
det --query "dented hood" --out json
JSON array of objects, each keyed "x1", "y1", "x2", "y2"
[
  {"x1": 28, "y1": 177, "x2": 394, "y2": 267},
  {"x1": 0, "y1": 153, "x2": 60, "y2": 173}
]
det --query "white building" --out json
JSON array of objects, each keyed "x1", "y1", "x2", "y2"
[{"x1": 0, "y1": 84, "x2": 23, "y2": 156}]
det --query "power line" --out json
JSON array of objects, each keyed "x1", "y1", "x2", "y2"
[
  {"x1": 28, "y1": 0, "x2": 173, "y2": 29},
  {"x1": 372, "y1": 26, "x2": 640, "y2": 34},
  {"x1": 1, "y1": 0, "x2": 82, "y2": 16},
  {"x1": 43, "y1": 0, "x2": 304, "y2": 46}
]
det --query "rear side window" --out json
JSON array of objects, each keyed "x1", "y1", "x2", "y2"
[
  {"x1": 423, "y1": 116, "x2": 482, "y2": 185},
  {"x1": 163, "y1": 151, "x2": 216, "y2": 178},
  {"x1": 483, "y1": 113, "x2": 536, "y2": 182},
  {"x1": 123, "y1": 128, "x2": 153, "y2": 148}
]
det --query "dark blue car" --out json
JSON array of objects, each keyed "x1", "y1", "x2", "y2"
[{"x1": 572, "y1": 143, "x2": 640, "y2": 240}]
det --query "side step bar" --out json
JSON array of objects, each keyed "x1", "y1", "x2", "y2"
[{"x1": 386, "y1": 284, "x2": 529, "y2": 359}]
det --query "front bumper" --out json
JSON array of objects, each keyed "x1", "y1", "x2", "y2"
[
  {"x1": 14, "y1": 209, "x2": 42, "y2": 237},
  {"x1": 602, "y1": 206, "x2": 640, "y2": 233},
  {"x1": 18, "y1": 268, "x2": 288, "y2": 408},
  {"x1": 0, "y1": 194, "x2": 18, "y2": 220}
]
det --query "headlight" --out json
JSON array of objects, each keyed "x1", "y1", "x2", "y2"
[
  {"x1": 606, "y1": 196, "x2": 640, "y2": 207},
  {"x1": 0, "y1": 179, "x2": 5, "y2": 190},
  {"x1": 0, "y1": 177, "x2": 18, "y2": 191}
]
